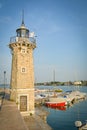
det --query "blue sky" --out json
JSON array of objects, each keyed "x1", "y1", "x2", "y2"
[{"x1": 0, "y1": 0, "x2": 87, "y2": 83}]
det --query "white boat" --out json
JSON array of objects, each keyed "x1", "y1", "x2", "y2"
[{"x1": 63, "y1": 91, "x2": 86, "y2": 104}]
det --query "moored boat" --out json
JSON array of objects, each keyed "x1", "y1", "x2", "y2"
[
  {"x1": 45, "y1": 101, "x2": 67, "y2": 107},
  {"x1": 45, "y1": 97, "x2": 67, "y2": 107}
]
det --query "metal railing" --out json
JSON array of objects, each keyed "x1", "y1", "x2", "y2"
[{"x1": 10, "y1": 36, "x2": 36, "y2": 44}]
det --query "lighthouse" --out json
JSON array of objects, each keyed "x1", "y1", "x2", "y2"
[{"x1": 9, "y1": 16, "x2": 36, "y2": 115}]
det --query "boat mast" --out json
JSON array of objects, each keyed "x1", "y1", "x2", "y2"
[
  {"x1": 53, "y1": 70, "x2": 55, "y2": 84},
  {"x1": 53, "y1": 70, "x2": 56, "y2": 97}
]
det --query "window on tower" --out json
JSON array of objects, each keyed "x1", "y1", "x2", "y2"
[
  {"x1": 21, "y1": 67, "x2": 26, "y2": 73},
  {"x1": 21, "y1": 48, "x2": 26, "y2": 53}
]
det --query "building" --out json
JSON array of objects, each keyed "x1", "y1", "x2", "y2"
[
  {"x1": 9, "y1": 17, "x2": 36, "y2": 115},
  {"x1": 74, "y1": 81, "x2": 82, "y2": 86}
]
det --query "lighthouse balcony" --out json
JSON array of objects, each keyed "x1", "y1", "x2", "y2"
[{"x1": 10, "y1": 36, "x2": 36, "y2": 45}]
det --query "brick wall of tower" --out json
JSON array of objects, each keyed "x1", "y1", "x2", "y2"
[
  {"x1": 10, "y1": 42, "x2": 35, "y2": 90},
  {"x1": 9, "y1": 41, "x2": 36, "y2": 114},
  {"x1": 16, "y1": 46, "x2": 34, "y2": 89}
]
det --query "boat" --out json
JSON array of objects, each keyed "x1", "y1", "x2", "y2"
[
  {"x1": 45, "y1": 90, "x2": 86, "y2": 107},
  {"x1": 45, "y1": 70, "x2": 66, "y2": 107},
  {"x1": 54, "y1": 89, "x2": 63, "y2": 92},
  {"x1": 45, "y1": 101, "x2": 67, "y2": 107},
  {"x1": 45, "y1": 97, "x2": 67, "y2": 107}
]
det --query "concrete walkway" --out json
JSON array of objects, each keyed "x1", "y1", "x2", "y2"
[
  {"x1": 0, "y1": 98, "x2": 52, "y2": 130},
  {"x1": 24, "y1": 114, "x2": 52, "y2": 130},
  {"x1": 0, "y1": 99, "x2": 28, "y2": 130}
]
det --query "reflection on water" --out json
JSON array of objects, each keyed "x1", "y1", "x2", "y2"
[{"x1": 37, "y1": 86, "x2": 87, "y2": 130}]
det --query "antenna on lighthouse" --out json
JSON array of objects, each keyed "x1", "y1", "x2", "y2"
[{"x1": 22, "y1": 9, "x2": 25, "y2": 26}]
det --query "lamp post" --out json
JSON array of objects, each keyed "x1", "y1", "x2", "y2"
[{"x1": 4, "y1": 71, "x2": 6, "y2": 98}]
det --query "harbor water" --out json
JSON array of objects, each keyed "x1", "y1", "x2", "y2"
[{"x1": 37, "y1": 85, "x2": 87, "y2": 130}]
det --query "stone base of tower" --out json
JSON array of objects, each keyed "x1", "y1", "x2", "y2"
[
  {"x1": 10, "y1": 89, "x2": 16, "y2": 101},
  {"x1": 10, "y1": 88, "x2": 35, "y2": 115}
]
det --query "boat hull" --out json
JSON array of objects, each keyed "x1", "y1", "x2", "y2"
[
  {"x1": 45, "y1": 102, "x2": 66, "y2": 107},
  {"x1": 46, "y1": 105, "x2": 67, "y2": 111}
]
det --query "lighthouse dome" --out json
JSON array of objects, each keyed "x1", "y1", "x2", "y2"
[{"x1": 16, "y1": 18, "x2": 29, "y2": 38}]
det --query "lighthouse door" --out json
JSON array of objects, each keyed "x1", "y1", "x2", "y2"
[{"x1": 20, "y1": 96, "x2": 27, "y2": 111}]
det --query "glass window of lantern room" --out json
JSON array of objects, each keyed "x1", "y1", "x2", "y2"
[
  {"x1": 26, "y1": 30, "x2": 29, "y2": 38},
  {"x1": 21, "y1": 30, "x2": 26, "y2": 37},
  {"x1": 17, "y1": 30, "x2": 21, "y2": 37}
]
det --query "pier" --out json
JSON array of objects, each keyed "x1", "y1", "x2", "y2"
[
  {"x1": 0, "y1": 90, "x2": 52, "y2": 130},
  {"x1": 0, "y1": 99, "x2": 27, "y2": 130}
]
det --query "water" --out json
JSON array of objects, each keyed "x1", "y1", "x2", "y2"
[
  {"x1": 36, "y1": 85, "x2": 87, "y2": 130},
  {"x1": 0, "y1": 84, "x2": 10, "y2": 89},
  {"x1": 44, "y1": 100, "x2": 87, "y2": 130}
]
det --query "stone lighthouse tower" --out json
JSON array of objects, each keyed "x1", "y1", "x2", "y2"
[{"x1": 9, "y1": 17, "x2": 36, "y2": 115}]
